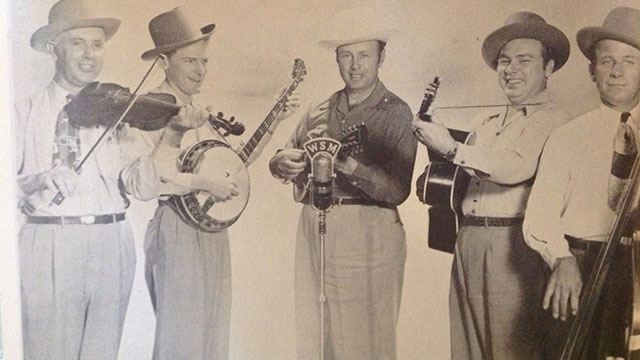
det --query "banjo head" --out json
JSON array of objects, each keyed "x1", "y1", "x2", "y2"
[{"x1": 174, "y1": 139, "x2": 250, "y2": 232}]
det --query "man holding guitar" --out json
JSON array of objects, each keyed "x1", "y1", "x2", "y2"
[
  {"x1": 523, "y1": 7, "x2": 640, "y2": 359},
  {"x1": 412, "y1": 12, "x2": 571, "y2": 360},
  {"x1": 120, "y1": 8, "x2": 300, "y2": 360},
  {"x1": 269, "y1": 8, "x2": 417, "y2": 360}
]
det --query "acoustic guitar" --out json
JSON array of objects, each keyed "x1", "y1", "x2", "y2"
[{"x1": 415, "y1": 78, "x2": 470, "y2": 253}]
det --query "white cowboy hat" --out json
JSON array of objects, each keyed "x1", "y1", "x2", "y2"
[
  {"x1": 317, "y1": 7, "x2": 397, "y2": 49},
  {"x1": 30, "y1": 0, "x2": 120, "y2": 53},
  {"x1": 141, "y1": 7, "x2": 215, "y2": 61},
  {"x1": 482, "y1": 11, "x2": 570, "y2": 72},
  {"x1": 577, "y1": 6, "x2": 640, "y2": 61}
]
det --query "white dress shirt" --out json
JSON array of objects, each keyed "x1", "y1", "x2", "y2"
[
  {"x1": 523, "y1": 104, "x2": 640, "y2": 268},
  {"x1": 14, "y1": 81, "x2": 135, "y2": 216},
  {"x1": 122, "y1": 80, "x2": 277, "y2": 201}
]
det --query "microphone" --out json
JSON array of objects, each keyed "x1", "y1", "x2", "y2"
[
  {"x1": 303, "y1": 137, "x2": 342, "y2": 212},
  {"x1": 311, "y1": 152, "x2": 334, "y2": 211}
]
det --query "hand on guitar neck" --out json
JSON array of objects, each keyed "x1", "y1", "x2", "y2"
[
  {"x1": 412, "y1": 77, "x2": 459, "y2": 159},
  {"x1": 412, "y1": 115, "x2": 458, "y2": 159}
]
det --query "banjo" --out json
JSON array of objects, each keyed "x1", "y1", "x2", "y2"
[{"x1": 170, "y1": 58, "x2": 307, "y2": 232}]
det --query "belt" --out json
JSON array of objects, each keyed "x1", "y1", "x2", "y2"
[
  {"x1": 565, "y1": 235, "x2": 603, "y2": 251},
  {"x1": 305, "y1": 197, "x2": 395, "y2": 209},
  {"x1": 333, "y1": 197, "x2": 394, "y2": 208},
  {"x1": 26, "y1": 213, "x2": 126, "y2": 225},
  {"x1": 461, "y1": 216, "x2": 523, "y2": 227}
]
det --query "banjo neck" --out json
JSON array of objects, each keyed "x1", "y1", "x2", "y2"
[{"x1": 238, "y1": 58, "x2": 306, "y2": 163}]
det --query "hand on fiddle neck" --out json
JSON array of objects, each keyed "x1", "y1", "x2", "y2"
[{"x1": 160, "y1": 104, "x2": 209, "y2": 147}]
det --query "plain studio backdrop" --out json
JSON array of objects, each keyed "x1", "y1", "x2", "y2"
[{"x1": 2, "y1": 0, "x2": 636, "y2": 358}]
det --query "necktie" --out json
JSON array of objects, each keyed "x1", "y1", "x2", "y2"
[
  {"x1": 52, "y1": 106, "x2": 81, "y2": 168},
  {"x1": 608, "y1": 112, "x2": 637, "y2": 211}
]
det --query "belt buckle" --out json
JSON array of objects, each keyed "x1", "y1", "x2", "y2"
[
  {"x1": 483, "y1": 217, "x2": 490, "y2": 227},
  {"x1": 80, "y1": 215, "x2": 96, "y2": 224}
]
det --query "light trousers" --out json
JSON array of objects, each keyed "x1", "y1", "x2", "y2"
[
  {"x1": 19, "y1": 221, "x2": 136, "y2": 360},
  {"x1": 295, "y1": 204, "x2": 406, "y2": 360},
  {"x1": 449, "y1": 223, "x2": 545, "y2": 360},
  {"x1": 145, "y1": 205, "x2": 231, "y2": 360}
]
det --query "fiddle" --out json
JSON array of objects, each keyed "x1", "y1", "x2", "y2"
[{"x1": 64, "y1": 82, "x2": 245, "y2": 136}]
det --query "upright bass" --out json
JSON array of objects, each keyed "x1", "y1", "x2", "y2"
[{"x1": 560, "y1": 147, "x2": 640, "y2": 359}]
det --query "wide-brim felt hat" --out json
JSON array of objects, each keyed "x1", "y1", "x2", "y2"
[
  {"x1": 317, "y1": 7, "x2": 398, "y2": 49},
  {"x1": 482, "y1": 11, "x2": 570, "y2": 72},
  {"x1": 141, "y1": 8, "x2": 215, "y2": 61},
  {"x1": 30, "y1": 0, "x2": 120, "y2": 53},
  {"x1": 577, "y1": 6, "x2": 640, "y2": 61}
]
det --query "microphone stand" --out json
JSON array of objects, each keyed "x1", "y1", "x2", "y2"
[
  {"x1": 318, "y1": 209, "x2": 328, "y2": 360},
  {"x1": 303, "y1": 137, "x2": 341, "y2": 360}
]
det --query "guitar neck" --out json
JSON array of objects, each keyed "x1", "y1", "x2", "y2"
[{"x1": 238, "y1": 78, "x2": 301, "y2": 162}]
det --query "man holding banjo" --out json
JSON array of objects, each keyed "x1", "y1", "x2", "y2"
[{"x1": 121, "y1": 7, "x2": 301, "y2": 360}]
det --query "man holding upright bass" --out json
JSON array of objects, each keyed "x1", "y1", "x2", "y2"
[
  {"x1": 121, "y1": 7, "x2": 301, "y2": 360},
  {"x1": 413, "y1": 12, "x2": 571, "y2": 360},
  {"x1": 524, "y1": 6, "x2": 640, "y2": 359}
]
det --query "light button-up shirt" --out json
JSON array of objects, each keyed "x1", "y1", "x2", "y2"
[{"x1": 452, "y1": 90, "x2": 570, "y2": 218}]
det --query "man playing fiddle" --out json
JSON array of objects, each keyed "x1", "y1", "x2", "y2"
[
  {"x1": 412, "y1": 12, "x2": 571, "y2": 360},
  {"x1": 121, "y1": 8, "x2": 300, "y2": 359},
  {"x1": 523, "y1": 6, "x2": 640, "y2": 359},
  {"x1": 14, "y1": 1, "x2": 136, "y2": 358}
]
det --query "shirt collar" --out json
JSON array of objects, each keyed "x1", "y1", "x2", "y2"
[
  {"x1": 599, "y1": 102, "x2": 640, "y2": 129},
  {"x1": 514, "y1": 89, "x2": 549, "y2": 117},
  {"x1": 334, "y1": 80, "x2": 387, "y2": 115},
  {"x1": 47, "y1": 80, "x2": 72, "y2": 106},
  {"x1": 153, "y1": 80, "x2": 191, "y2": 105}
]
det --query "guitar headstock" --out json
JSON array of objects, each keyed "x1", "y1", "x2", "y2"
[
  {"x1": 338, "y1": 123, "x2": 367, "y2": 156},
  {"x1": 418, "y1": 76, "x2": 441, "y2": 122},
  {"x1": 292, "y1": 58, "x2": 307, "y2": 81}
]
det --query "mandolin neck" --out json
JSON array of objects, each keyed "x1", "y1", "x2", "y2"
[{"x1": 238, "y1": 77, "x2": 301, "y2": 163}]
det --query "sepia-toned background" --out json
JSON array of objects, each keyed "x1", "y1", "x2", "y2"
[{"x1": 2, "y1": 0, "x2": 637, "y2": 358}]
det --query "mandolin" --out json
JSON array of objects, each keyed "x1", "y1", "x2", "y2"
[{"x1": 292, "y1": 123, "x2": 367, "y2": 203}]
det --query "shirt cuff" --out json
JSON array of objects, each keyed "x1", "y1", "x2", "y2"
[
  {"x1": 453, "y1": 144, "x2": 491, "y2": 178},
  {"x1": 544, "y1": 239, "x2": 573, "y2": 269}
]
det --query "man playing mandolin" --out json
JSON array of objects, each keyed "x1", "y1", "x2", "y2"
[
  {"x1": 13, "y1": 1, "x2": 137, "y2": 358},
  {"x1": 523, "y1": 6, "x2": 640, "y2": 360},
  {"x1": 120, "y1": 8, "x2": 301, "y2": 360},
  {"x1": 412, "y1": 12, "x2": 571, "y2": 360},
  {"x1": 269, "y1": 8, "x2": 417, "y2": 360}
]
